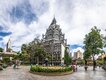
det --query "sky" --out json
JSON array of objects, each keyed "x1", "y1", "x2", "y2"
[{"x1": 0, "y1": 0, "x2": 106, "y2": 54}]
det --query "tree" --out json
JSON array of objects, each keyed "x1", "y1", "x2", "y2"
[
  {"x1": 83, "y1": 26, "x2": 104, "y2": 70},
  {"x1": 64, "y1": 47, "x2": 72, "y2": 66},
  {"x1": 13, "y1": 51, "x2": 30, "y2": 64},
  {"x1": 3, "y1": 57, "x2": 10, "y2": 64},
  {"x1": 103, "y1": 57, "x2": 106, "y2": 64},
  {"x1": 103, "y1": 29, "x2": 106, "y2": 47},
  {"x1": 28, "y1": 39, "x2": 43, "y2": 64},
  {"x1": 0, "y1": 47, "x2": 3, "y2": 52},
  {"x1": 21, "y1": 37, "x2": 50, "y2": 65},
  {"x1": 21, "y1": 44, "x2": 28, "y2": 54},
  {"x1": 103, "y1": 37, "x2": 106, "y2": 47}
]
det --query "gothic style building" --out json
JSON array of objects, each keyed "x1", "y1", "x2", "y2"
[{"x1": 42, "y1": 17, "x2": 69, "y2": 65}]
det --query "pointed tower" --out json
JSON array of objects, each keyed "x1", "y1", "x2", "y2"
[
  {"x1": 44, "y1": 17, "x2": 65, "y2": 42},
  {"x1": 6, "y1": 38, "x2": 12, "y2": 52},
  {"x1": 42, "y1": 17, "x2": 68, "y2": 65},
  {"x1": 50, "y1": 17, "x2": 57, "y2": 25}
]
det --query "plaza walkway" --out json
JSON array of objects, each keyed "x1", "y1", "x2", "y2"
[{"x1": 0, "y1": 66, "x2": 106, "y2": 80}]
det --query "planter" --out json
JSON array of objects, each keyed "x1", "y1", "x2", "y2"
[
  {"x1": 30, "y1": 66, "x2": 73, "y2": 76},
  {"x1": 30, "y1": 71, "x2": 73, "y2": 76}
]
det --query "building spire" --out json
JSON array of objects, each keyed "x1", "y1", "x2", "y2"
[
  {"x1": 8, "y1": 38, "x2": 11, "y2": 43},
  {"x1": 6, "y1": 38, "x2": 12, "y2": 52},
  {"x1": 50, "y1": 17, "x2": 57, "y2": 25}
]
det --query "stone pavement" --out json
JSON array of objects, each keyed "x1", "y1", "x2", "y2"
[{"x1": 0, "y1": 66, "x2": 106, "y2": 80}]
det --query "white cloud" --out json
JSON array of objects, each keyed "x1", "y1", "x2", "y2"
[{"x1": 0, "y1": 0, "x2": 106, "y2": 52}]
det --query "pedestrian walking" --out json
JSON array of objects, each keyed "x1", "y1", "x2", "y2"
[
  {"x1": 13, "y1": 60, "x2": 16, "y2": 69},
  {"x1": 72, "y1": 60, "x2": 77, "y2": 72},
  {"x1": 84, "y1": 59, "x2": 88, "y2": 71},
  {"x1": 16, "y1": 60, "x2": 20, "y2": 69}
]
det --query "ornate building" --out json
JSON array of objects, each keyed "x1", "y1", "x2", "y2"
[{"x1": 42, "y1": 17, "x2": 68, "y2": 65}]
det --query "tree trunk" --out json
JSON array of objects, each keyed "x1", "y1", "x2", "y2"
[
  {"x1": 37, "y1": 57, "x2": 39, "y2": 65},
  {"x1": 92, "y1": 54, "x2": 96, "y2": 71},
  {"x1": 84, "y1": 59, "x2": 88, "y2": 71}
]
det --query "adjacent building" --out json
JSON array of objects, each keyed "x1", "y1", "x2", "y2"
[
  {"x1": 0, "y1": 38, "x2": 14, "y2": 61},
  {"x1": 98, "y1": 53, "x2": 106, "y2": 59},
  {"x1": 6, "y1": 38, "x2": 12, "y2": 52},
  {"x1": 42, "y1": 17, "x2": 70, "y2": 65},
  {"x1": 73, "y1": 50, "x2": 83, "y2": 60}
]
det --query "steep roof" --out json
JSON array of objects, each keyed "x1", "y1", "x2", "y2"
[{"x1": 50, "y1": 17, "x2": 57, "y2": 25}]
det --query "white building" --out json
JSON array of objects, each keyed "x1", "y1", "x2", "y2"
[
  {"x1": 73, "y1": 50, "x2": 83, "y2": 60},
  {"x1": 42, "y1": 17, "x2": 70, "y2": 65}
]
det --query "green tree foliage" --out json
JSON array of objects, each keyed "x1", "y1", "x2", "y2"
[
  {"x1": 21, "y1": 37, "x2": 51, "y2": 65},
  {"x1": 83, "y1": 26, "x2": 104, "y2": 70},
  {"x1": 103, "y1": 29, "x2": 106, "y2": 47},
  {"x1": 103, "y1": 38, "x2": 106, "y2": 47},
  {"x1": 13, "y1": 52, "x2": 30, "y2": 64},
  {"x1": 3, "y1": 57, "x2": 10, "y2": 64},
  {"x1": 64, "y1": 47, "x2": 72, "y2": 66},
  {"x1": 21, "y1": 44, "x2": 28, "y2": 54},
  {"x1": 0, "y1": 47, "x2": 3, "y2": 52}
]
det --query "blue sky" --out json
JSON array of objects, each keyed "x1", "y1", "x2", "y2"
[
  {"x1": 0, "y1": 32, "x2": 12, "y2": 37},
  {"x1": 0, "y1": 0, "x2": 106, "y2": 53},
  {"x1": 70, "y1": 45, "x2": 83, "y2": 49},
  {"x1": 9, "y1": 1, "x2": 37, "y2": 24}
]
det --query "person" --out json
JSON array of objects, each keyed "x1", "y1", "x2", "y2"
[
  {"x1": 13, "y1": 60, "x2": 20, "y2": 69},
  {"x1": 16, "y1": 60, "x2": 20, "y2": 69},
  {"x1": 13, "y1": 60, "x2": 16, "y2": 69},
  {"x1": 98, "y1": 64, "x2": 101, "y2": 68},
  {"x1": 72, "y1": 60, "x2": 77, "y2": 72},
  {"x1": 45, "y1": 58, "x2": 48, "y2": 66},
  {"x1": 84, "y1": 59, "x2": 88, "y2": 71}
]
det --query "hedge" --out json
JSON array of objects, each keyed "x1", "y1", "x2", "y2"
[{"x1": 30, "y1": 66, "x2": 72, "y2": 73}]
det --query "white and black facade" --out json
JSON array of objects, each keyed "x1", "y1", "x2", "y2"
[{"x1": 42, "y1": 17, "x2": 68, "y2": 65}]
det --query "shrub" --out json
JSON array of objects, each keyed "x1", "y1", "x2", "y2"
[
  {"x1": 0, "y1": 62, "x2": 3, "y2": 70},
  {"x1": 30, "y1": 66, "x2": 72, "y2": 73},
  {"x1": 0, "y1": 62, "x2": 3, "y2": 65},
  {"x1": 3, "y1": 57, "x2": 10, "y2": 64},
  {"x1": 2, "y1": 63, "x2": 8, "y2": 68}
]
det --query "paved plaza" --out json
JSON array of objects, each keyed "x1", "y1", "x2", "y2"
[{"x1": 0, "y1": 66, "x2": 106, "y2": 80}]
